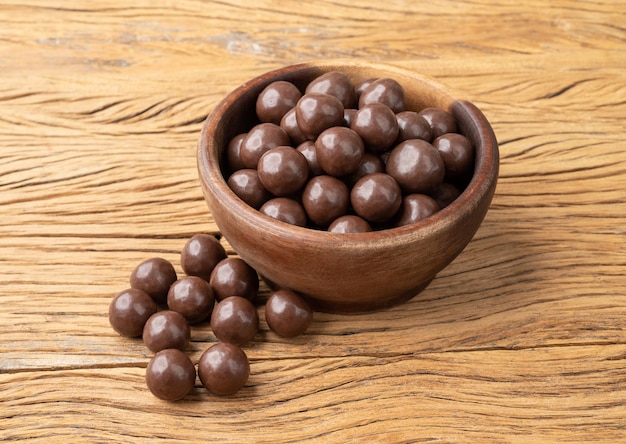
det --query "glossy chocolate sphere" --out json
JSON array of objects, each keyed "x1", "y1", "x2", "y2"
[
  {"x1": 145, "y1": 349, "x2": 196, "y2": 401},
  {"x1": 130, "y1": 258, "x2": 177, "y2": 306},
  {"x1": 198, "y1": 343, "x2": 250, "y2": 396},
  {"x1": 109, "y1": 288, "x2": 158, "y2": 338}
]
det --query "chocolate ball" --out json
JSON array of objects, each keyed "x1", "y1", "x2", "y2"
[
  {"x1": 109, "y1": 288, "x2": 158, "y2": 338},
  {"x1": 433, "y1": 133, "x2": 475, "y2": 181},
  {"x1": 396, "y1": 111, "x2": 432, "y2": 143},
  {"x1": 343, "y1": 108, "x2": 357, "y2": 127},
  {"x1": 358, "y1": 78, "x2": 406, "y2": 113},
  {"x1": 417, "y1": 107, "x2": 457, "y2": 139},
  {"x1": 356, "y1": 78, "x2": 377, "y2": 98},
  {"x1": 227, "y1": 169, "x2": 272, "y2": 210},
  {"x1": 145, "y1": 349, "x2": 196, "y2": 401},
  {"x1": 350, "y1": 103, "x2": 398, "y2": 153},
  {"x1": 295, "y1": 92, "x2": 344, "y2": 140},
  {"x1": 395, "y1": 194, "x2": 440, "y2": 227},
  {"x1": 280, "y1": 107, "x2": 307, "y2": 146},
  {"x1": 239, "y1": 123, "x2": 290, "y2": 169},
  {"x1": 265, "y1": 290, "x2": 313, "y2": 338},
  {"x1": 429, "y1": 182, "x2": 461, "y2": 208},
  {"x1": 350, "y1": 173, "x2": 402, "y2": 224},
  {"x1": 349, "y1": 153, "x2": 386, "y2": 186},
  {"x1": 198, "y1": 343, "x2": 250, "y2": 396},
  {"x1": 386, "y1": 139, "x2": 445, "y2": 194},
  {"x1": 301, "y1": 175, "x2": 349, "y2": 227},
  {"x1": 167, "y1": 276, "x2": 215, "y2": 325},
  {"x1": 305, "y1": 71, "x2": 357, "y2": 108},
  {"x1": 327, "y1": 215, "x2": 372, "y2": 233},
  {"x1": 209, "y1": 257, "x2": 259, "y2": 302},
  {"x1": 226, "y1": 133, "x2": 247, "y2": 172},
  {"x1": 259, "y1": 197, "x2": 307, "y2": 227},
  {"x1": 129, "y1": 257, "x2": 177, "y2": 305},
  {"x1": 180, "y1": 234, "x2": 227, "y2": 281},
  {"x1": 210, "y1": 296, "x2": 259, "y2": 345},
  {"x1": 315, "y1": 126, "x2": 364, "y2": 177},
  {"x1": 143, "y1": 310, "x2": 191, "y2": 353},
  {"x1": 256, "y1": 80, "x2": 302, "y2": 125},
  {"x1": 257, "y1": 146, "x2": 309, "y2": 196},
  {"x1": 296, "y1": 141, "x2": 324, "y2": 177}
]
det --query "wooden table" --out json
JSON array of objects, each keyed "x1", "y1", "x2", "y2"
[{"x1": 1, "y1": 1, "x2": 624, "y2": 442}]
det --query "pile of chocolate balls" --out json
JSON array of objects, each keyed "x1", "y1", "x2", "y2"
[
  {"x1": 109, "y1": 233, "x2": 313, "y2": 401},
  {"x1": 225, "y1": 71, "x2": 474, "y2": 232}
]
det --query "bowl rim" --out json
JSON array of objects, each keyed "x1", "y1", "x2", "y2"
[{"x1": 198, "y1": 60, "x2": 498, "y2": 250}]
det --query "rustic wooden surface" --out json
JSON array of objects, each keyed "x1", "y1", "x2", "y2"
[{"x1": 1, "y1": 1, "x2": 625, "y2": 442}]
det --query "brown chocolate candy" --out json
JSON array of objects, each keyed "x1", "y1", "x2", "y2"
[
  {"x1": 315, "y1": 126, "x2": 364, "y2": 177},
  {"x1": 130, "y1": 257, "x2": 177, "y2": 306},
  {"x1": 209, "y1": 257, "x2": 259, "y2": 302},
  {"x1": 167, "y1": 276, "x2": 215, "y2": 325},
  {"x1": 396, "y1": 111, "x2": 432, "y2": 143},
  {"x1": 198, "y1": 342, "x2": 250, "y2": 396},
  {"x1": 280, "y1": 107, "x2": 307, "y2": 146},
  {"x1": 296, "y1": 141, "x2": 324, "y2": 177},
  {"x1": 257, "y1": 146, "x2": 309, "y2": 196},
  {"x1": 210, "y1": 296, "x2": 259, "y2": 346},
  {"x1": 417, "y1": 107, "x2": 457, "y2": 139},
  {"x1": 265, "y1": 290, "x2": 313, "y2": 338},
  {"x1": 109, "y1": 288, "x2": 158, "y2": 338},
  {"x1": 301, "y1": 175, "x2": 349, "y2": 227},
  {"x1": 386, "y1": 139, "x2": 445, "y2": 194},
  {"x1": 256, "y1": 80, "x2": 302, "y2": 125},
  {"x1": 180, "y1": 234, "x2": 227, "y2": 281},
  {"x1": 358, "y1": 78, "x2": 406, "y2": 113},
  {"x1": 429, "y1": 182, "x2": 461, "y2": 209},
  {"x1": 259, "y1": 197, "x2": 307, "y2": 227},
  {"x1": 350, "y1": 103, "x2": 398, "y2": 153},
  {"x1": 433, "y1": 133, "x2": 474, "y2": 181},
  {"x1": 145, "y1": 349, "x2": 196, "y2": 401},
  {"x1": 305, "y1": 71, "x2": 357, "y2": 109},
  {"x1": 327, "y1": 215, "x2": 373, "y2": 233},
  {"x1": 239, "y1": 123, "x2": 290, "y2": 169},
  {"x1": 295, "y1": 92, "x2": 344, "y2": 140},
  {"x1": 395, "y1": 194, "x2": 440, "y2": 227},
  {"x1": 143, "y1": 310, "x2": 191, "y2": 353},
  {"x1": 227, "y1": 169, "x2": 272, "y2": 210},
  {"x1": 350, "y1": 173, "x2": 402, "y2": 224}
]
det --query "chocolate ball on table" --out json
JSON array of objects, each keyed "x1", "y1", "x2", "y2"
[
  {"x1": 198, "y1": 343, "x2": 250, "y2": 396},
  {"x1": 259, "y1": 198, "x2": 307, "y2": 227},
  {"x1": 210, "y1": 296, "x2": 259, "y2": 346},
  {"x1": 167, "y1": 276, "x2": 215, "y2": 325},
  {"x1": 209, "y1": 257, "x2": 259, "y2": 302},
  {"x1": 180, "y1": 233, "x2": 227, "y2": 282},
  {"x1": 265, "y1": 290, "x2": 313, "y2": 338},
  {"x1": 256, "y1": 80, "x2": 302, "y2": 125},
  {"x1": 386, "y1": 139, "x2": 445, "y2": 194},
  {"x1": 143, "y1": 310, "x2": 191, "y2": 353},
  {"x1": 130, "y1": 257, "x2": 177, "y2": 306},
  {"x1": 350, "y1": 173, "x2": 402, "y2": 225},
  {"x1": 109, "y1": 288, "x2": 158, "y2": 338},
  {"x1": 145, "y1": 349, "x2": 196, "y2": 401}
]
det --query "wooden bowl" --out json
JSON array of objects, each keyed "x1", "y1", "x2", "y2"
[{"x1": 197, "y1": 60, "x2": 499, "y2": 313}]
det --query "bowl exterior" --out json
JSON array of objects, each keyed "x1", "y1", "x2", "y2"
[{"x1": 198, "y1": 61, "x2": 498, "y2": 313}]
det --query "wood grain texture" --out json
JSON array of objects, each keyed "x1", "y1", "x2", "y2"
[{"x1": 1, "y1": 0, "x2": 625, "y2": 442}]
